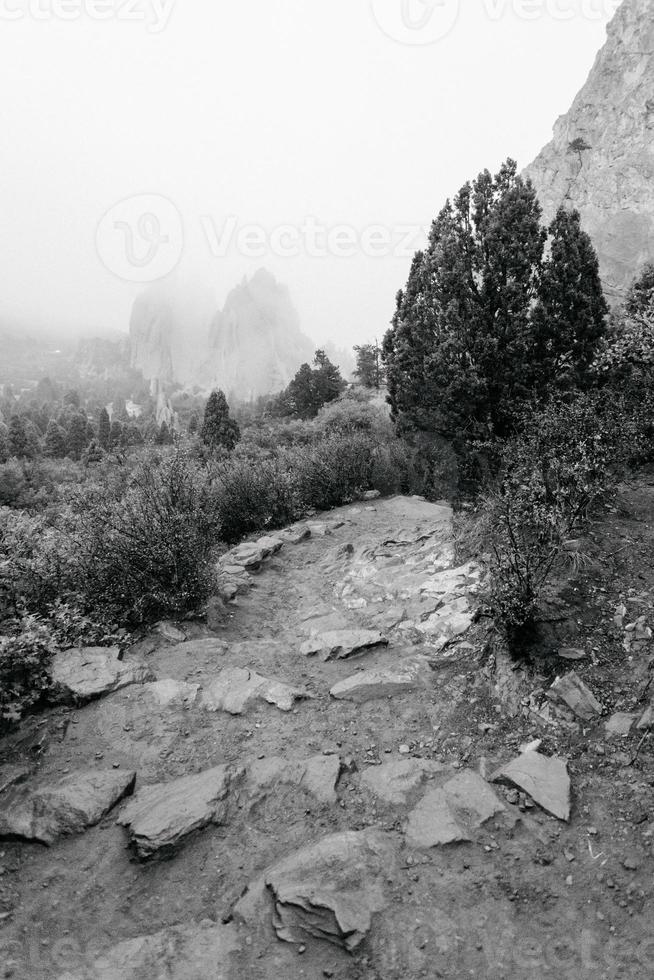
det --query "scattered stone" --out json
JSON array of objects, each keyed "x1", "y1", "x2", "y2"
[
  {"x1": 558, "y1": 648, "x2": 588, "y2": 661},
  {"x1": 623, "y1": 854, "x2": 639, "y2": 871},
  {"x1": 247, "y1": 755, "x2": 341, "y2": 805},
  {"x1": 200, "y1": 667, "x2": 311, "y2": 714},
  {"x1": 154, "y1": 621, "x2": 186, "y2": 643},
  {"x1": 614, "y1": 603, "x2": 628, "y2": 628},
  {"x1": 361, "y1": 758, "x2": 444, "y2": 805},
  {"x1": 415, "y1": 596, "x2": 474, "y2": 640},
  {"x1": 492, "y1": 751, "x2": 571, "y2": 822},
  {"x1": 637, "y1": 705, "x2": 654, "y2": 730},
  {"x1": 0, "y1": 766, "x2": 29, "y2": 797},
  {"x1": 236, "y1": 831, "x2": 396, "y2": 951},
  {"x1": 443, "y1": 770, "x2": 507, "y2": 825},
  {"x1": 50, "y1": 647, "x2": 154, "y2": 704},
  {"x1": 398, "y1": 744, "x2": 411, "y2": 755},
  {"x1": 623, "y1": 616, "x2": 653, "y2": 654},
  {"x1": 58, "y1": 922, "x2": 241, "y2": 980},
  {"x1": 329, "y1": 657, "x2": 433, "y2": 703},
  {"x1": 547, "y1": 672, "x2": 602, "y2": 721},
  {"x1": 138, "y1": 680, "x2": 200, "y2": 708},
  {"x1": 405, "y1": 790, "x2": 469, "y2": 848},
  {"x1": 117, "y1": 765, "x2": 243, "y2": 859},
  {"x1": 277, "y1": 525, "x2": 311, "y2": 545},
  {"x1": 0, "y1": 770, "x2": 136, "y2": 844},
  {"x1": 301, "y1": 629, "x2": 388, "y2": 661},
  {"x1": 256, "y1": 535, "x2": 284, "y2": 557},
  {"x1": 362, "y1": 490, "x2": 381, "y2": 501},
  {"x1": 605, "y1": 713, "x2": 637, "y2": 737}
]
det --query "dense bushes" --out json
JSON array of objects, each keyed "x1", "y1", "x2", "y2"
[{"x1": 485, "y1": 390, "x2": 647, "y2": 654}]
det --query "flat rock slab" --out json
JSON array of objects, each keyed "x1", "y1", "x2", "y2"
[
  {"x1": 547, "y1": 672, "x2": 603, "y2": 721},
  {"x1": 406, "y1": 790, "x2": 470, "y2": 848},
  {"x1": 256, "y1": 535, "x2": 284, "y2": 556},
  {"x1": 301, "y1": 629, "x2": 388, "y2": 661},
  {"x1": 0, "y1": 765, "x2": 29, "y2": 796},
  {"x1": 247, "y1": 755, "x2": 341, "y2": 805},
  {"x1": 0, "y1": 770, "x2": 136, "y2": 845},
  {"x1": 50, "y1": 647, "x2": 154, "y2": 704},
  {"x1": 236, "y1": 830, "x2": 396, "y2": 951},
  {"x1": 200, "y1": 667, "x2": 311, "y2": 714},
  {"x1": 58, "y1": 922, "x2": 241, "y2": 980},
  {"x1": 330, "y1": 656, "x2": 433, "y2": 703},
  {"x1": 138, "y1": 679, "x2": 200, "y2": 708},
  {"x1": 605, "y1": 712, "x2": 638, "y2": 737},
  {"x1": 492, "y1": 751, "x2": 570, "y2": 822},
  {"x1": 277, "y1": 525, "x2": 311, "y2": 545},
  {"x1": 117, "y1": 764, "x2": 243, "y2": 859},
  {"x1": 405, "y1": 771, "x2": 505, "y2": 848},
  {"x1": 361, "y1": 758, "x2": 444, "y2": 805},
  {"x1": 638, "y1": 705, "x2": 654, "y2": 730}
]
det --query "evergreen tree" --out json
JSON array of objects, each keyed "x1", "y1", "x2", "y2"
[
  {"x1": 0, "y1": 422, "x2": 8, "y2": 463},
  {"x1": 383, "y1": 159, "x2": 606, "y2": 442},
  {"x1": 98, "y1": 408, "x2": 111, "y2": 450},
  {"x1": 109, "y1": 420, "x2": 124, "y2": 449},
  {"x1": 188, "y1": 411, "x2": 200, "y2": 436},
  {"x1": 311, "y1": 350, "x2": 346, "y2": 408},
  {"x1": 201, "y1": 390, "x2": 240, "y2": 451},
  {"x1": 44, "y1": 420, "x2": 68, "y2": 458},
  {"x1": 354, "y1": 342, "x2": 385, "y2": 388},
  {"x1": 531, "y1": 207, "x2": 607, "y2": 391},
  {"x1": 7, "y1": 415, "x2": 29, "y2": 458},
  {"x1": 155, "y1": 422, "x2": 174, "y2": 445},
  {"x1": 625, "y1": 263, "x2": 654, "y2": 319},
  {"x1": 66, "y1": 413, "x2": 90, "y2": 460}
]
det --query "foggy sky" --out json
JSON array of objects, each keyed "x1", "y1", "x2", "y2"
[{"x1": 0, "y1": 0, "x2": 620, "y2": 346}]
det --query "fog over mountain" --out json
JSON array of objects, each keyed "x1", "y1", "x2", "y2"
[{"x1": 0, "y1": 2, "x2": 617, "y2": 351}]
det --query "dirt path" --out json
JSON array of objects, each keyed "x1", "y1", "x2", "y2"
[{"x1": 0, "y1": 494, "x2": 652, "y2": 979}]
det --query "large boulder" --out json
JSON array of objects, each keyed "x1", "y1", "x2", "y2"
[
  {"x1": 235, "y1": 830, "x2": 397, "y2": 951},
  {"x1": 0, "y1": 769, "x2": 136, "y2": 845},
  {"x1": 117, "y1": 764, "x2": 244, "y2": 859},
  {"x1": 49, "y1": 647, "x2": 154, "y2": 704}
]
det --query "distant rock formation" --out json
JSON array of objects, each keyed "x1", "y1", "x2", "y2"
[
  {"x1": 127, "y1": 270, "x2": 346, "y2": 403},
  {"x1": 525, "y1": 0, "x2": 654, "y2": 304},
  {"x1": 129, "y1": 281, "x2": 216, "y2": 389},
  {"x1": 202, "y1": 269, "x2": 315, "y2": 402}
]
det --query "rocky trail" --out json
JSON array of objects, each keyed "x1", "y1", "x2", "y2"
[{"x1": 0, "y1": 494, "x2": 653, "y2": 979}]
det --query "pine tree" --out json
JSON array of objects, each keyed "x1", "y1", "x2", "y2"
[
  {"x1": 531, "y1": 207, "x2": 607, "y2": 391},
  {"x1": 201, "y1": 390, "x2": 240, "y2": 451},
  {"x1": 188, "y1": 411, "x2": 200, "y2": 436},
  {"x1": 383, "y1": 160, "x2": 606, "y2": 442},
  {"x1": 44, "y1": 420, "x2": 68, "y2": 458},
  {"x1": 312, "y1": 350, "x2": 346, "y2": 409},
  {"x1": 98, "y1": 408, "x2": 111, "y2": 450},
  {"x1": 354, "y1": 343, "x2": 385, "y2": 388},
  {"x1": 66, "y1": 413, "x2": 89, "y2": 460},
  {"x1": 7, "y1": 415, "x2": 29, "y2": 458}
]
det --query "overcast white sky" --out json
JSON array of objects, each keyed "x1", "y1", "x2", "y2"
[{"x1": 0, "y1": 0, "x2": 621, "y2": 347}]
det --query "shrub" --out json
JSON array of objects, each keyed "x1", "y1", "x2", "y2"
[
  {"x1": 0, "y1": 616, "x2": 57, "y2": 732},
  {"x1": 65, "y1": 449, "x2": 222, "y2": 623},
  {"x1": 291, "y1": 433, "x2": 377, "y2": 511},
  {"x1": 212, "y1": 455, "x2": 302, "y2": 544},
  {"x1": 486, "y1": 393, "x2": 626, "y2": 654}
]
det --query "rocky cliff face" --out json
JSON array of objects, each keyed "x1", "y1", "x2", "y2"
[
  {"x1": 203, "y1": 269, "x2": 315, "y2": 402},
  {"x1": 525, "y1": 0, "x2": 654, "y2": 303},
  {"x1": 129, "y1": 270, "x2": 317, "y2": 402}
]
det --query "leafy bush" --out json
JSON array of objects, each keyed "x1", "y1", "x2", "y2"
[
  {"x1": 486, "y1": 393, "x2": 626, "y2": 654},
  {"x1": 0, "y1": 616, "x2": 57, "y2": 732},
  {"x1": 64, "y1": 449, "x2": 222, "y2": 623},
  {"x1": 212, "y1": 455, "x2": 302, "y2": 544},
  {"x1": 291, "y1": 433, "x2": 377, "y2": 511}
]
